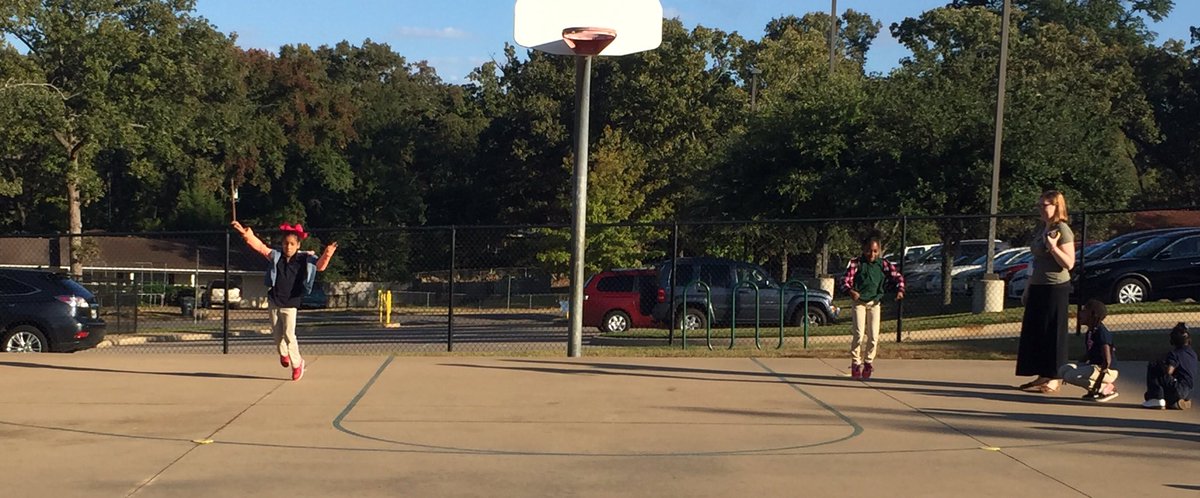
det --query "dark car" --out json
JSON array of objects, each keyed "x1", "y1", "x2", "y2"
[
  {"x1": 1083, "y1": 227, "x2": 1200, "y2": 262},
  {"x1": 583, "y1": 268, "x2": 659, "y2": 333},
  {"x1": 0, "y1": 269, "x2": 107, "y2": 353},
  {"x1": 650, "y1": 257, "x2": 839, "y2": 330},
  {"x1": 300, "y1": 284, "x2": 329, "y2": 309},
  {"x1": 1076, "y1": 230, "x2": 1200, "y2": 304}
]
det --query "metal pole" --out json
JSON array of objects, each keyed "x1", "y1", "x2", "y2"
[
  {"x1": 829, "y1": 0, "x2": 838, "y2": 75},
  {"x1": 567, "y1": 55, "x2": 593, "y2": 358},
  {"x1": 985, "y1": 0, "x2": 1012, "y2": 274},
  {"x1": 898, "y1": 215, "x2": 907, "y2": 343},
  {"x1": 668, "y1": 222, "x2": 679, "y2": 346},
  {"x1": 1075, "y1": 212, "x2": 1088, "y2": 335},
  {"x1": 448, "y1": 227, "x2": 456, "y2": 352},
  {"x1": 222, "y1": 230, "x2": 229, "y2": 354}
]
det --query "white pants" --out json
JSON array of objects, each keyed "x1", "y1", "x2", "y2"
[
  {"x1": 1058, "y1": 363, "x2": 1118, "y2": 390},
  {"x1": 270, "y1": 307, "x2": 301, "y2": 363},
  {"x1": 850, "y1": 301, "x2": 881, "y2": 365}
]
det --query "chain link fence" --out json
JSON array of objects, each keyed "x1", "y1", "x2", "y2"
[{"x1": 2, "y1": 207, "x2": 1198, "y2": 356}]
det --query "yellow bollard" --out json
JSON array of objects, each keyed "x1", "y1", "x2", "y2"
[{"x1": 385, "y1": 290, "x2": 393, "y2": 326}]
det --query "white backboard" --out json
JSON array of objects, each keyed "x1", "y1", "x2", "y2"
[{"x1": 514, "y1": 0, "x2": 663, "y2": 56}]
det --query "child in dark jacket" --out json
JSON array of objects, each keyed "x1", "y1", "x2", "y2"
[
  {"x1": 839, "y1": 236, "x2": 905, "y2": 380},
  {"x1": 1057, "y1": 300, "x2": 1118, "y2": 402},
  {"x1": 1142, "y1": 323, "x2": 1196, "y2": 410}
]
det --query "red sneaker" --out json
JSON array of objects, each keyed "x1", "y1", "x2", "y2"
[
  {"x1": 850, "y1": 363, "x2": 862, "y2": 379},
  {"x1": 862, "y1": 363, "x2": 874, "y2": 380},
  {"x1": 280, "y1": 355, "x2": 290, "y2": 368},
  {"x1": 292, "y1": 359, "x2": 305, "y2": 381}
]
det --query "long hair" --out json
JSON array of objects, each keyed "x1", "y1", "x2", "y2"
[{"x1": 1041, "y1": 190, "x2": 1069, "y2": 224}]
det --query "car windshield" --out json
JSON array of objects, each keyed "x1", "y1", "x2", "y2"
[{"x1": 1122, "y1": 236, "x2": 1174, "y2": 259}]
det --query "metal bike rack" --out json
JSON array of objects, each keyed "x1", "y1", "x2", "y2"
[
  {"x1": 779, "y1": 280, "x2": 810, "y2": 349},
  {"x1": 680, "y1": 280, "x2": 712, "y2": 350},
  {"x1": 730, "y1": 281, "x2": 761, "y2": 349}
]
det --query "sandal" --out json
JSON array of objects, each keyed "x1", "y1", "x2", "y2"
[
  {"x1": 1018, "y1": 378, "x2": 1048, "y2": 391},
  {"x1": 1034, "y1": 384, "x2": 1060, "y2": 394}
]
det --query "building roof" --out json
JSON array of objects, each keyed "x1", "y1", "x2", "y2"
[{"x1": 0, "y1": 236, "x2": 264, "y2": 273}]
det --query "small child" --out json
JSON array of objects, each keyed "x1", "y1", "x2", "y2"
[
  {"x1": 1057, "y1": 300, "x2": 1118, "y2": 402},
  {"x1": 840, "y1": 235, "x2": 905, "y2": 380},
  {"x1": 1142, "y1": 323, "x2": 1196, "y2": 410}
]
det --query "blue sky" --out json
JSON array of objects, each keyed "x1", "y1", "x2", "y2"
[{"x1": 195, "y1": 0, "x2": 1197, "y2": 82}]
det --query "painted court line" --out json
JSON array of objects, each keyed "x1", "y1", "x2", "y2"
[{"x1": 331, "y1": 356, "x2": 864, "y2": 457}]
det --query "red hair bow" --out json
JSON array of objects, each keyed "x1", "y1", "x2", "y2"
[{"x1": 279, "y1": 222, "x2": 309, "y2": 240}]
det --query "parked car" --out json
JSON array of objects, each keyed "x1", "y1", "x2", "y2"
[
  {"x1": 582, "y1": 268, "x2": 659, "y2": 333},
  {"x1": 0, "y1": 269, "x2": 107, "y2": 353},
  {"x1": 650, "y1": 257, "x2": 839, "y2": 330},
  {"x1": 200, "y1": 278, "x2": 243, "y2": 308},
  {"x1": 1083, "y1": 227, "x2": 1200, "y2": 261},
  {"x1": 944, "y1": 247, "x2": 1030, "y2": 294},
  {"x1": 904, "y1": 239, "x2": 1011, "y2": 277},
  {"x1": 884, "y1": 244, "x2": 940, "y2": 267},
  {"x1": 1009, "y1": 228, "x2": 1200, "y2": 301},
  {"x1": 1075, "y1": 230, "x2": 1200, "y2": 304}
]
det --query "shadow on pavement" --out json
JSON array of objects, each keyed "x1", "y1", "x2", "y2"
[{"x1": 0, "y1": 361, "x2": 279, "y2": 381}]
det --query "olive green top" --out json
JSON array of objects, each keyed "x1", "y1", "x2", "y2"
[{"x1": 1029, "y1": 221, "x2": 1074, "y2": 285}]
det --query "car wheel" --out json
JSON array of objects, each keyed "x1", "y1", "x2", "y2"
[
  {"x1": 679, "y1": 308, "x2": 708, "y2": 331},
  {"x1": 3, "y1": 325, "x2": 48, "y2": 353},
  {"x1": 1114, "y1": 278, "x2": 1147, "y2": 304},
  {"x1": 792, "y1": 308, "x2": 828, "y2": 326},
  {"x1": 601, "y1": 310, "x2": 632, "y2": 333}
]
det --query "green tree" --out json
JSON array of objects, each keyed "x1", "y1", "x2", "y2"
[
  {"x1": 872, "y1": 6, "x2": 1144, "y2": 304},
  {"x1": 1, "y1": 0, "x2": 249, "y2": 273}
]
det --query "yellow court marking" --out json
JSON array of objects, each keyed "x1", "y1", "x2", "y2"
[
  {"x1": 192, "y1": 439, "x2": 215, "y2": 445},
  {"x1": 980, "y1": 446, "x2": 1002, "y2": 451}
]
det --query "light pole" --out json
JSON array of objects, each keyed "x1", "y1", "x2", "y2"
[{"x1": 985, "y1": 0, "x2": 1011, "y2": 275}]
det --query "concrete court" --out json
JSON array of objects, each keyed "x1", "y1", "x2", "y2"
[{"x1": 0, "y1": 355, "x2": 1197, "y2": 498}]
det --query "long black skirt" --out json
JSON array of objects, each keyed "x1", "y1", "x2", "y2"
[{"x1": 1016, "y1": 283, "x2": 1071, "y2": 378}]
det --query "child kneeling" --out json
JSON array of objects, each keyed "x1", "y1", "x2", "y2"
[{"x1": 1058, "y1": 300, "x2": 1118, "y2": 402}]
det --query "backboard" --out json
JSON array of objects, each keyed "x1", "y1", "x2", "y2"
[{"x1": 514, "y1": 0, "x2": 663, "y2": 56}]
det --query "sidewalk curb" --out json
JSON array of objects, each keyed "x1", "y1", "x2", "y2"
[{"x1": 95, "y1": 328, "x2": 271, "y2": 349}]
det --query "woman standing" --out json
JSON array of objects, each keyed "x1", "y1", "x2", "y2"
[{"x1": 1017, "y1": 191, "x2": 1076, "y2": 393}]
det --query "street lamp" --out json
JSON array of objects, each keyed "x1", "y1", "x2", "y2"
[{"x1": 979, "y1": 0, "x2": 1012, "y2": 313}]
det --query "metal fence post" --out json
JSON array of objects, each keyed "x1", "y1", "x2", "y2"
[
  {"x1": 668, "y1": 222, "x2": 679, "y2": 345},
  {"x1": 1076, "y1": 211, "x2": 1088, "y2": 335},
  {"x1": 448, "y1": 227, "x2": 456, "y2": 352},
  {"x1": 897, "y1": 215, "x2": 907, "y2": 343},
  {"x1": 223, "y1": 230, "x2": 229, "y2": 354}
]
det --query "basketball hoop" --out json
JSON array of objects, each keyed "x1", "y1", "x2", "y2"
[{"x1": 562, "y1": 27, "x2": 617, "y2": 56}]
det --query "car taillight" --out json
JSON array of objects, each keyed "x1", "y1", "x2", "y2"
[
  {"x1": 56, "y1": 295, "x2": 90, "y2": 312},
  {"x1": 656, "y1": 288, "x2": 666, "y2": 303},
  {"x1": 75, "y1": 331, "x2": 89, "y2": 339}
]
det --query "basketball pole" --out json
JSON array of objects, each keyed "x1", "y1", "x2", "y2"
[{"x1": 567, "y1": 54, "x2": 592, "y2": 358}]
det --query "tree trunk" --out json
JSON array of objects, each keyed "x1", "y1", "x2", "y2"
[
  {"x1": 780, "y1": 248, "x2": 789, "y2": 282},
  {"x1": 67, "y1": 156, "x2": 83, "y2": 278},
  {"x1": 815, "y1": 227, "x2": 831, "y2": 277},
  {"x1": 941, "y1": 240, "x2": 956, "y2": 307}
]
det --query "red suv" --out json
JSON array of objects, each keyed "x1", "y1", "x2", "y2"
[{"x1": 583, "y1": 268, "x2": 660, "y2": 333}]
